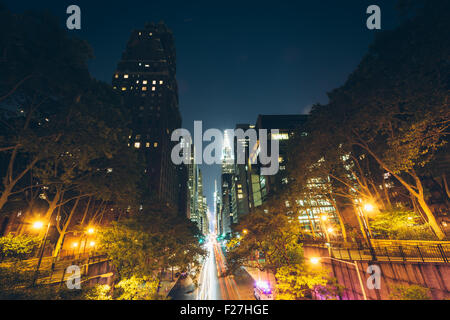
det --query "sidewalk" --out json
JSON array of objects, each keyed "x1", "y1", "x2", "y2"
[
  {"x1": 244, "y1": 266, "x2": 276, "y2": 288},
  {"x1": 158, "y1": 270, "x2": 180, "y2": 298}
]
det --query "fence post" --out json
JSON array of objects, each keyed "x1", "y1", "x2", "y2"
[
  {"x1": 384, "y1": 247, "x2": 390, "y2": 262},
  {"x1": 416, "y1": 246, "x2": 425, "y2": 263},
  {"x1": 436, "y1": 244, "x2": 448, "y2": 263},
  {"x1": 399, "y1": 246, "x2": 406, "y2": 262}
]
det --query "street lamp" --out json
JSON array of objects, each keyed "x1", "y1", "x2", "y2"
[
  {"x1": 242, "y1": 229, "x2": 248, "y2": 235},
  {"x1": 309, "y1": 257, "x2": 367, "y2": 300},
  {"x1": 33, "y1": 221, "x2": 44, "y2": 230},
  {"x1": 32, "y1": 220, "x2": 51, "y2": 286},
  {"x1": 363, "y1": 203, "x2": 374, "y2": 213}
]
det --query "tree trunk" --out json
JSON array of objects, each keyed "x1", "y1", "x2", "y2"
[
  {"x1": 0, "y1": 184, "x2": 13, "y2": 214},
  {"x1": 417, "y1": 196, "x2": 445, "y2": 240},
  {"x1": 356, "y1": 143, "x2": 446, "y2": 240},
  {"x1": 443, "y1": 173, "x2": 450, "y2": 199},
  {"x1": 53, "y1": 198, "x2": 79, "y2": 259},
  {"x1": 328, "y1": 194, "x2": 347, "y2": 242}
]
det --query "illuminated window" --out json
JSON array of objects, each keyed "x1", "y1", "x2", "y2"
[
  {"x1": 143, "y1": 80, "x2": 148, "y2": 84},
  {"x1": 159, "y1": 80, "x2": 164, "y2": 84},
  {"x1": 149, "y1": 33, "x2": 153, "y2": 36},
  {"x1": 146, "y1": 142, "x2": 150, "y2": 148},
  {"x1": 142, "y1": 87, "x2": 147, "y2": 91},
  {"x1": 238, "y1": 194, "x2": 244, "y2": 199},
  {"x1": 272, "y1": 133, "x2": 289, "y2": 140},
  {"x1": 145, "y1": 64, "x2": 150, "y2": 68},
  {"x1": 152, "y1": 87, "x2": 156, "y2": 91},
  {"x1": 134, "y1": 142, "x2": 141, "y2": 149},
  {"x1": 121, "y1": 87, "x2": 127, "y2": 91},
  {"x1": 152, "y1": 80, "x2": 157, "y2": 85},
  {"x1": 154, "y1": 142, "x2": 158, "y2": 148},
  {"x1": 114, "y1": 74, "x2": 119, "y2": 79},
  {"x1": 138, "y1": 32, "x2": 142, "y2": 35},
  {"x1": 124, "y1": 75, "x2": 129, "y2": 79}
]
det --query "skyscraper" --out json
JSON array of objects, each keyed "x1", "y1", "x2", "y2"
[{"x1": 112, "y1": 22, "x2": 185, "y2": 213}]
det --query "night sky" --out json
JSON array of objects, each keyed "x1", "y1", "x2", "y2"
[{"x1": 4, "y1": 0, "x2": 400, "y2": 215}]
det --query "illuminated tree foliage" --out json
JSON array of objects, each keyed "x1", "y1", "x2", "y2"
[
  {"x1": 389, "y1": 284, "x2": 431, "y2": 300},
  {"x1": 229, "y1": 198, "x2": 337, "y2": 300},
  {"x1": 0, "y1": 234, "x2": 39, "y2": 260},
  {"x1": 287, "y1": 0, "x2": 449, "y2": 239},
  {"x1": 98, "y1": 202, "x2": 206, "y2": 284},
  {"x1": 369, "y1": 210, "x2": 436, "y2": 240}
]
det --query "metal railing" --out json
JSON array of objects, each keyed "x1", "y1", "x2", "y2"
[{"x1": 302, "y1": 239, "x2": 450, "y2": 263}]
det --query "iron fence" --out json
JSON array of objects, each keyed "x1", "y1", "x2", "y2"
[{"x1": 302, "y1": 239, "x2": 450, "y2": 263}]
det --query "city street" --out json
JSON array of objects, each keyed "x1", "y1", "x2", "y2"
[{"x1": 169, "y1": 237, "x2": 254, "y2": 300}]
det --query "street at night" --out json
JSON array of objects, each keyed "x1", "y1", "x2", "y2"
[
  {"x1": 170, "y1": 237, "x2": 254, "y2": 300},
  {"x1": 0, "y1": 1, "x2": 449, "y2": 315}
]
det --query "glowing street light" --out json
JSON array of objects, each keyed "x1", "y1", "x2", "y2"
[
  {"x1": 72, "y1": 242, "x2": 79, "y2": 248},
  {"x1": 363, "y1": 203, "x2": 374, "y2": 212},
  {"x1": 33, "y1": 221, "x2": 44, "y2": 229},
  {"x1": 327, "y1": 227, "x2": 334, "y2": 234},
  {"x1": 310, "y1": 257, "x2": 320, "y2": 264},
  {"x1": 242, "y1": 229, "x2": 248, "y2": 235},
  {"x1": 89, "y1": 241, "x2": 96, "y2": 247},
  {"x1": 320, "y1": 215, "x2": 328, "y2": 221},
  {"x1": 87, "y1": 227, "x2": 95, "y2": 234}
]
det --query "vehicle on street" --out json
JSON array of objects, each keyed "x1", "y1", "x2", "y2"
[{"x1": 254, "y1": 281, "x2": 273, "y2": 300}]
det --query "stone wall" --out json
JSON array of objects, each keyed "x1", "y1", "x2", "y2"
[{"x1": 304, "y1": 246, "x2": 450, "y2": 300}]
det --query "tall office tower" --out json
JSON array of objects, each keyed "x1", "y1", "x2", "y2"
[
  {"x1": 220, "y1": 172, "x2": 233, "y2": 238},
  {"x1": 188, "y1": 147, "x2": 199, "y2": 227},
  {"x1": 222, "y1": 130, "x2": 235, "y2": 174},
  {"x1": 112, "y1": 22, "x2": 185, "y2": 214},
  {"x1": 200, "y1": 197, "x2": 209, "y2": 235},
  {"x1": 248, "y1": 114, "x2": 339, "y2": 235},
  {"x1": 197, "y1": 169, "x2": 208, "y2": 234},
  {"x1": 232, "y1": 124, "x2": 252, "y2": 224},
  {"x1": 220, "y1": 130, "x2": 236, "y2": 238},
  {"x1": 214, "y1": 180, "x2": 222, "y2": 235}
]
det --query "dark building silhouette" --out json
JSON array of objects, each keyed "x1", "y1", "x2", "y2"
[{"x1": 112, "y1": 22, "x2": 186, "y2": 214}]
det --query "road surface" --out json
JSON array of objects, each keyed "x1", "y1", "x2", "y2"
[{"x1": 169, "y1": 238, "x2": 254, "y2": 300}]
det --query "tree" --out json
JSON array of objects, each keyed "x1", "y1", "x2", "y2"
[
  {"x1": 275, "y1": 264, "x2": 328, "y2": 300},
  {"x1": 389, "y1": 284, "x2": 431, "y2": 300},
  {"x1": 98, "y1": 202, "x2": 205, "y2": 289},
  {"x1": 228, "y1": 199, "x2": 305, "y2": 276},
  {"x1": 114, "y1": 276, "x2": 160, "y2": 300},
  {"x1": 0, "y1": 7, "x2": 93, "y2": 213},
  {"x1": 0, "y1": 234, "x2": 38, "y2": 261},
  {"x1": 228, "y1": 199, "x2": 338, "y2": 300},
  {"x1": 84, "y1": 284, "x2": 113, "y2": 300},
  {"x1": 369, "y1": 209, "x2": 436, "y2": 240},
  {"x1": 306, "y1": 1, "x2": 449, "y2": 239}
]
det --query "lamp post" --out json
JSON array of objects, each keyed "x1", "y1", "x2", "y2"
[
  {"x1": 32, "y1": 220, "x2": 51, "y2": 286},
  {"x1": 357, "y1": 202, "x2": 377, "y2": 261},
  {"x1": 310, "y1": 256, "x2": 367, "y2": 300}
]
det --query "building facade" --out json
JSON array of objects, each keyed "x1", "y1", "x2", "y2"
[{"x1": 112, "y1": 22, "x2": 186, "y2": 214}]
